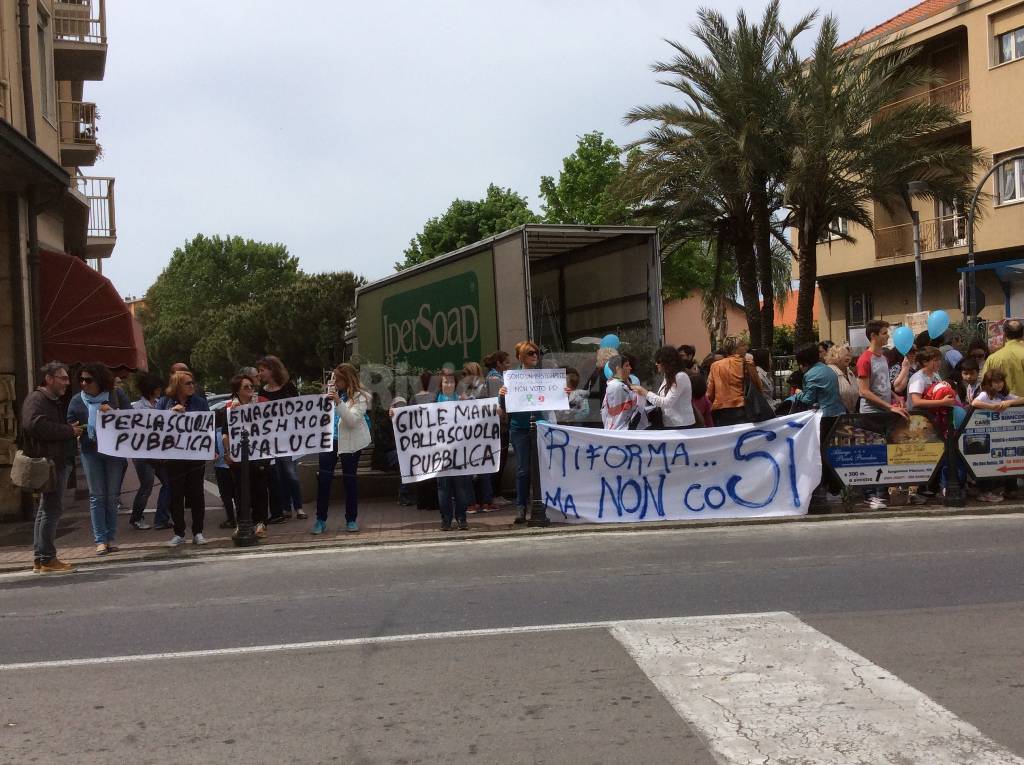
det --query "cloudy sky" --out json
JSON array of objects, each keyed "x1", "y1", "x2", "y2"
[{"x1": 92, "y1": 0, "x2": 898, "y2": 298}]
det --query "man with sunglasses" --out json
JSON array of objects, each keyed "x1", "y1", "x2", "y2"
[{"x1": 20, "y1": 362, "x2": 83, "y2": 573}]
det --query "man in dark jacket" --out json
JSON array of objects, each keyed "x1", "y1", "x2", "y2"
[{"x1": 21, "y1": 361, "x2": 82, "y2": 574}]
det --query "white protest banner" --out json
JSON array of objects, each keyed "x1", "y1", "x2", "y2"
[
  {"x1": 537, "y1": 411, "x2": 821, "y2": 523},
  {"x1": 503, "y1": 368, "x2": 569, "y2": 413},
  {"x1": 393, "y1": 397, "x2": 501, "y2": 483},
  {"x1": 227, "y1": 394, "x2": 334, "y2": 460},
  {"x1": 96, "y1": 409, "x2": 216, "y2": 460}
]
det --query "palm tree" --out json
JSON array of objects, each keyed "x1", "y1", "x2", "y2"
[
  {"x1": 782, "y1": 16, "x2": 982, "y2": 344},
  {"x1": 623, "y1": 1, "x2": 812, "y2": 349}
]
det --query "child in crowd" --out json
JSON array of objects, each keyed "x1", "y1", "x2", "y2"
[
  {"x1": 971, "y1": 369, "x2": 1024, "y2": 503},
  {"x1": 557, "y1": 368, "x2": 589, "y2": 425},
  {"x1": 956, "y1": 358, "x2": 981, "y2": 404}
]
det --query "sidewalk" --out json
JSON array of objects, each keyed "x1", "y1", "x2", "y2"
[{"x1": 3, "y1": 461, "x2": 1023, "y2": 573}]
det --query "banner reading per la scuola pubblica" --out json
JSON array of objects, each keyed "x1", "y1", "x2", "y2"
[
  {"x1": 393, "y1": 397, "x2": 501, "y2": 483},
  {"x1": 227, "y1": 394, "x2": 334, "y2": 460},
  {"x1": 537, "y1": 411, "x2": 822, "y2": 523},
  {"x1": 96, "y1": 410, "x2": 216, "y2": 460}
]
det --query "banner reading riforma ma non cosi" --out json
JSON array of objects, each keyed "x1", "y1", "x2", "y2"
[
  {"x1": 537, "y1": 412, "x2": 821, "y2": 523},
  {"x1": 392, "y1": 397, "x2": 501, "y2": 483}
]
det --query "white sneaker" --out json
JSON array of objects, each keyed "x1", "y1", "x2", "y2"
[
  {"x1": 866, "y1": 496, "x2": 888, "y2": 510},
  {"x1": 193, "y1": 533, "x2": 208, "y2": 545},
  {"x1": 167, "y1": 535, "x2": 186, "y2": 547}
]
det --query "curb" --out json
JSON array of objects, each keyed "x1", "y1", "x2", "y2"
[{"x1": 3, "y1": 503, "x2": 1023, "y2": 574}]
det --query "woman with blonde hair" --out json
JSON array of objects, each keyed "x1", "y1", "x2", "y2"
[
  {"x1": 459, "y1": 361, "x2": 496, "y2": 514},
  {"x1": 312, "y1": 363, "x2": 371, "y2": 534},
  {"x1": 824, "y1": 344, "x2": 859, "y2": 413},
  {"x1": 157, "y1": 370, "x2": 210, "y2": 546}
]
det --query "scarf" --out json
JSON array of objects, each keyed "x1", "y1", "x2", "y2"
[{"x1": 81, "y1": 390, "x2": 110, "y2": 439}]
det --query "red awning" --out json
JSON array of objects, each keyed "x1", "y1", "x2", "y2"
[{"x1": 39, "y1": 250, "x2": 148, "y2": 371}]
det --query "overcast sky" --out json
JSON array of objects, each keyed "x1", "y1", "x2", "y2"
[{"x1": 92, "y1": 0, "x2": 897, "y2": 298}]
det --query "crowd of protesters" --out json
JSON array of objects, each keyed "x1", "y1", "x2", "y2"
[{"x1": 19, "y1": 320, "x2": 1022, "y2": 572}]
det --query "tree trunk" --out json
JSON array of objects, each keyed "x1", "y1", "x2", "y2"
[
  {"x1": 752, "y1": 185, "x2": 775, "y2": 351},
  {"x1": 795, "y1": 222, "x2": 818, "y2": 346},
  {"x1": 734, "y1": 239, "x2": 762, "y2": 347}
]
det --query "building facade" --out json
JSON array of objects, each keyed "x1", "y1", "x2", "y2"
[
  {"x1": 808, "y1": 0, "x2": 1024, "y2": 348},
  {"x1": 0, "y1": 0, "x2": 118, "y2": 518}
]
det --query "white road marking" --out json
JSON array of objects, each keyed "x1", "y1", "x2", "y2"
[{"x1": 612, "y1": 613, "x2": 1024, "y2": 765}]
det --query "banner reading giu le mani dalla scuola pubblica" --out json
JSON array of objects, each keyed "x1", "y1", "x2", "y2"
[{"x1": 537, "y1": 412, "x2": 822, "y2": 523}]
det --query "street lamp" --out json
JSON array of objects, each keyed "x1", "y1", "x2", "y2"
[
  {"x1": 964, "y1": 154, "x2": 1024, "y2": 327},
  {"x1": 907, "y1": 180, "x2": 929, "y2": 313}
]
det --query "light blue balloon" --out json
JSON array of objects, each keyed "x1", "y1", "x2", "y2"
[
  {"x1": 604, "y1": 362, "x2": 613, "y2": 380},
  {"x1": 599, "y1": 333, "x2": 620, "y2": 350},
  {"x1": 952, "y1": 405, "x2": 967, "y2": 430},
  {"x1": 629, "y1": 374, "x2": 640, "y2": 385},
  {"x1": 893, "y1": 326, "x2": 914, "y2": 355},
  {"x1": 927, "y1": 310, "x2": 950, "y2": 340}
]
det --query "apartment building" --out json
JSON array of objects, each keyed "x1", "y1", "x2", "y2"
[
  {"x1": 1, "y1": 0, "x2": 140, "y2": 518},
  {"x1": 809, "y1": 0, "x2": 1024, "y2": 347}
]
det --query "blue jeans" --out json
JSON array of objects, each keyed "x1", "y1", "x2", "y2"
[
  {"x1": 438, "y1": 476, "x2": 473, "y2": 523},
  {"x1": 81, "y1": 451, "x2": 127, "y2": 544},
  {"x1": 510, "y1": 427, "x2": 533, "y2": 509},
  {"x1": 316, "y1": 450, "x2": 360, "y2": 523},
  {"x1": 270, "y1": 456, "x2": 303, "y2": 516},
  {"x1": 130, "y1": 459, "x2": 155, "y2": 522},
  {"x1": 33, "y1": 464, "x2": 73, "y2": 563}
]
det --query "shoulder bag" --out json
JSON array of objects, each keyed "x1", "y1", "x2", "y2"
[{"x1": 743, "y1": 364, "x2": 775, "y2": 423}]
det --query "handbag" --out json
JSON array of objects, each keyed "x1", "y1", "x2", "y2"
[
  {"x1": 11, "y1": 450, "x2": 54, "y2": 490},
  {"x1": 743, "y1": 364, "x2": 775, "y2": 423}
]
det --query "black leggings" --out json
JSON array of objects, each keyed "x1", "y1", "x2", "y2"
[{"x1": 167, "y1": 459, "x2": 205, "y2": 537}]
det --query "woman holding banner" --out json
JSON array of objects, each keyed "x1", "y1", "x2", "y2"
[
  {"x1": 158, "y1": 370, "x2": 210, "y2": 546},
  {"x1": 459, "y1": 362, "x2": 497, "y2": 515},
  {"x1": 257, "y1": 355, "x2": 306, "y2": 523},
  {"x1": 224, "y1": 374, "x2": 271, "y2": 536},
  {"x1": 631, "y1": 346, "x2": 695, "y2": 429},
  {"x1": 313, "y1": 363, "x2": 370, "y2": 534},
  {"x1": 434, "y1": 369, "x2": 474, "y2": 529},
  {"x1": 67, "y1": 363, "x2": 130, "y2": 555}
]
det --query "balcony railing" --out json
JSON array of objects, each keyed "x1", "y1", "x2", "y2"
[
  {"x1": 875, "y1": 215, "x2": 967, "y2": 259},
  {"x1": 73, "y1": 175, "x2": 116, "y2": 240},
  {"x1": 878, "y1": 78, "x2": 971, "y2": 119},
  {"x1": 54, "y1": 0, "x2": 107, "y2": 45},
  {"x1": 59, "y1": 100, "x2": 97, "y2": 145}
]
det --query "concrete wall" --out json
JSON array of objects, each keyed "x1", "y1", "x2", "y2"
[{"x1": 664, "y1": 293, "x2": 748, "y2": 359}]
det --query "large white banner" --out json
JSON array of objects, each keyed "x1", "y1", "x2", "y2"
[
  {"x1": 227, "y1": 394, "x2": 334, "y2": 460},
  {"x1": 537, "y1": 412, "x2": 822, "y2": 523},
  {"x1": 503, "y1": 368, "x2": 569, "y2": 413},
  {"x1": 393, "y1": 397, "x2": 501, "y2": 483},
  {"x1": 96, "y1": 409, "x2": 216, "y2": 460}
]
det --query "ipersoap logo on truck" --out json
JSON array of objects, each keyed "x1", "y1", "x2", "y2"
[{"x1": 381, "y1": 271, "x2": 481, "y2": 368}]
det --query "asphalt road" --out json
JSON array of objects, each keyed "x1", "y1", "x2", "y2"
[{"x1": 1, "y1": 514, "x2": 1022, "y2": 764}]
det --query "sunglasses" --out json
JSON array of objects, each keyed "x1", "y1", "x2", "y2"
[
  {"x1": 79, "y1": 376, "x2": 94, "y2": 384},
  {"x1": 524, "y1": 350, "x2": 538, "y2": 357}
]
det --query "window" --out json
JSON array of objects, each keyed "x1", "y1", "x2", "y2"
[
  {"x1": 997, "y1": 26, "x2": 1024, "y2": 64},
  {"x1": 847, "y1": 291, "x2": 873, "y2": 327},
  {"x1": 818, "y1": 217, "x2": 849, "y2": 243},
  {"x1": 995, "y1": 154, "x2": 1024, "y2": 205},
  {"x1": 937, "y1": 200, "x2": 966, "y2": 248},
  {"x1": 36, "y1": 8, "x2": 55, "y2": 124}
]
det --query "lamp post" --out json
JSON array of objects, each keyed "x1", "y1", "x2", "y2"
[
  {"x1": 964, "y1": 155, "x2": 1024, "y2": 327},
  {"x1": 232, "y1": 431, "x2": 259, "y2": 547},
  {"x1": 907, "y1": 180, "x2": 929, "y2": 313}
]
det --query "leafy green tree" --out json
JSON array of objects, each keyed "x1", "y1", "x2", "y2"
[
  {"x1": 142, "y1": 235, "x2": 299, "y2": 376},
  {"x1": 781, "y1": 16, "x2": 981, "y2": 343},
  {"x1": 539, "y1": 131, "x2": 629, "y2": 224},
  {"x1": 398, "y1": 184, "x2": 538, "y2": 270}
]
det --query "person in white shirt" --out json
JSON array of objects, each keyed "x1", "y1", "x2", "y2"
[
  {"x1": 907, "y1": 347, "x2": 951, "y2": 410},
  {"x1": 631, "y1": 346, "x2": 696, "y2": 429}
]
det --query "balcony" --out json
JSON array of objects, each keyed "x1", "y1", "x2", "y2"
[
  {"x1": 53, "y1": 0, "x2": 108, "y2": 81},
  {"x1": 58, "y1": 100, "x2": 98, "y2": 166},
  {"x1": 875, "y1": 215, "x2": 967, "y2": 260},
  {"x1": 72, "y1": 176, "x2": 116, "y2": 259},
  {"x1": 878, "y1": 79, "x2": 971, "y2": 120}
]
